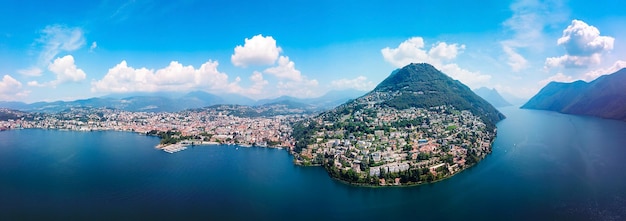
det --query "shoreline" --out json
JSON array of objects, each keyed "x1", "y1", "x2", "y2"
[
  {"x1": 155, "y1": 140, "x2": 289, "y2": 151},
  {"x1": 7, "y1": 128, "x2": 491, "y2": 188},
  {"x1": 318, "y1": 158, "x2": 488, "y2": 188},
  {"x1": 294, "y1": 148, "x2": 493, "y2": 188}
]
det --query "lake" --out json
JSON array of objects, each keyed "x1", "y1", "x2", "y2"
[{"x1": 1, "y1": 106, "x2": 626, "y2": 220}]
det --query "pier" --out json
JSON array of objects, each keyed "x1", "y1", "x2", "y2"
[{"x1": 161, "y1": 144, "x2": 188, "y2": 153}]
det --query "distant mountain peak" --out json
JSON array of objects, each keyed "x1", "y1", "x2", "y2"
[
  {"x1": 473, "y1": 87, "x2": 512, "y2": 108},
  {"x1": 374, "y1": 63, "x2": 451, "y2": 92}
]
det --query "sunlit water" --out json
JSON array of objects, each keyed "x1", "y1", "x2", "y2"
[{"x1": 1, "y1": 106, "x2": 626, "y2": 220}]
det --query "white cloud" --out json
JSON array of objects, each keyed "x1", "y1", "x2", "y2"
[
  {"x1": 381, "y1": 37, "x2": 430, "y2": 67},
  {"x1": 260, "y1": 55, "x2": 319, "y2": 98},
  {"x1": 582, "y1": 60, "x2": 626, "y2": 81},
  {"x1": 91, "y1": 60, "x2": 242, "y2": 94},
  {"x1": 557, "y1": 20, "x2": 614, "y2": 56},
  {"x1": 502, "y1": 45, "x2": 528, "y2": 72},
  {"x1": 37, "y1": 25, "x2": 86, "y2": 65},
  {"x1": 428, "y1": 42, "x2": 465, "y2": 60},
  {"x1": 538, "y1": 72, "x2": 576, "y2": 88},
  {"x1": 330, "y1": 76, "x2": 376, "y2": 91},
  {"x1": 48, "y1": 55, "x2": 87, "y2": 83},
  {"x1": 276, "y1": 78, "x2": 320, "y2": 98},
  {"x1": 381, "y1": 37, "x2": 491, "y2": 88},
  {"x1": 20, "y1": 25, "x2": 86, "y2": 80},
  {"x1": 245, "y1": 71, "x2": 269, "y2": 96},
  {"x1": 545, "y1": 54, "x2": 601, "y2": 69},
  {"x1": 545, "y1": 20, "x2": 614, "y2": 68},
  {"x1": 247, "y1": 44, "x2": 319, "y2": 97},
  {"x1": 0, "y1": 75, "x2": 28, "y2": 100},
  {"x1": 439, "y1": 63, "x2": 491, "y2": 86},
  {"x1": 499, "y1": 0, "x2": 540, "y2": 72},
  {"x1": 231, "y1": 34, "x2": 282, "y2": 67},
  {"x1": 17, "y1": 67, "x2": 43, "y2": 77},
  {"x1": 89, "y1": 41, "x2": 97, "y2": 52},
  {"x1": 263, "y1": 56, "x2": 303, "y2": 81},
  {"x1": 28, "y1": 55, "x2": 87, "y2": 87},
  {"x1": 500, "y1": 0, "x2": 568, "y2": 72}
]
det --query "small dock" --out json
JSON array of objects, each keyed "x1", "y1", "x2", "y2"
[{"x1": 161, "y1": 144, "x2": 188, "y2": 153}]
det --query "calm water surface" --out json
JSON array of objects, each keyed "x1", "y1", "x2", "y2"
[{"x1": 1, "y1": 107, "x2": 626, "y2": 220}]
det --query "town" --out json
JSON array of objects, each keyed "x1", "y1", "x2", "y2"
[
  {"x1": 292, "y1": 91, "x2": 496, "y2": 186},
  {"x1": 1, "y1": 95, "x2": 495, "y2": 186},
  {"x1": 0, "y1": 105, "x2": 305, "y2": 149}
]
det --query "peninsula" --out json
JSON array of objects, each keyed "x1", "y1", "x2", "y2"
[{"x1": 292, "y1": 63, "x2": 505, "y2": 186}]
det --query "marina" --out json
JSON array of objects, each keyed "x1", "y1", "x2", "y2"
[{"x1": 160, "y1": 144, "x2": 188, "y2": 153}]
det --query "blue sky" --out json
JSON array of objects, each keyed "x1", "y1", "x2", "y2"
[{"x1": 1, "y1": 0, "x2": 625, "y2": 102}]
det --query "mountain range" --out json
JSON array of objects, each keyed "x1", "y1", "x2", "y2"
[
  {"x1": 0, "y1": 90, "x2": 365, "y2": 113},
  {"x1": 522, "y1": 68, "x2": 626, "y2": 121},
  {"x1": 473, "y1": 87, "x2": 512, "y2": 108}
]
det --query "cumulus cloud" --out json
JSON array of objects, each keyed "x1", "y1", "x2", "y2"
[
  {"x1": 381, "y1": 37, "x2": 431, "y2": 67},
  {"x1": 535, "y1": 60, "x2": 625, "y2": 90},
  {"x1": 228, "y1": 34, "x2": 321, "y2": 98},
  {"x1": 263, "y1": 56, "x2": 303, "y2": 81},
  {"x1": 439, "y1": 63, "x2": 491, "y2": 86},
  {"x1": 582, "y1": 60, "x2": 626, "y2": 81},
  {"x1": 20, "y1": 25, "x2": 85, "y2": 82},
  {"x1": 244, "y1": 71, "x2": 269, "y2": 96},
  {"x1": 48, "y1": 55, "x2": 87, "y2": 83},
  {"x1": 545, "y1": 20, "x2": 614, "y2": 68},
  {"x1": 261, "y1": 54, "x2": 321, "y2": 97},
  {"x1": 231, "y1": 34, "x2": 282, "y2": 67},
  {"x1": 545, "y1": 53, "x2": 601, "y2": 69},
  {"x1": 330, "y1": 76, "x2": 376, "y2": 91},
  {"x1": 276, "y1": 78, "x2": 320, "y2": 98},
  {"x1": 381, "y1": 37, "x2": 490, "y2": 88},
  {"x1": 428, "y1": 42, "x2": 465, "y2": 60},
  {"x1": 538, "y1": 72, "x2": 575, "y2": 87},
  {"x1": 557, "y1": 20, "x2": 614, "y2": 56},
  {"x1": 28, "y1": 55, "x2": 87, "y2": 87},
  {"x1": 500, "y1": 0, "x2": 567, "y2": 72},
  {"x1": 0, "y1": 75, "x2": 28, "y2": 100},
  {"x1": 91, "y1": 60, "x2": 242, "y2": 93}
]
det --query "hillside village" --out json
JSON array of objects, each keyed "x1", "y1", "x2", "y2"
[{"x1": 293, "y1": 91, "x2": 496, "y2": 186}]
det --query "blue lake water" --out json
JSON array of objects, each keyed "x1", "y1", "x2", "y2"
[{"x1": 1, "y1": 106, "x2": 626, "y2": 220}]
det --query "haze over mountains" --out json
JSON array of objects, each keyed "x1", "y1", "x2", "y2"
[
  {"x1": 522, "y1": 68, "x2": 626, "y2": 121},
  {"x1": 473, "y1": 87, "x2": 512, "y2": 108},
  {"x1": 0, "y1": 90, "x2": 365, "y2": 113}
]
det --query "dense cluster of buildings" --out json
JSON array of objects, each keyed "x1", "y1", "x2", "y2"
[
  {"x1": 295, "y1": 92, "x2": 496, "y2": 185},
  {"x1": 1, "y1": 93, "x2": 496, "y2": 186},
  {"x1": 0, "y1": 106, "x2": 305, "y2": 148}
]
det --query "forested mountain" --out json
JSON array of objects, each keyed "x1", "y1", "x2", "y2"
[{"x1": 522, "y1": 68, "x2": 626, "y2": 121}]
